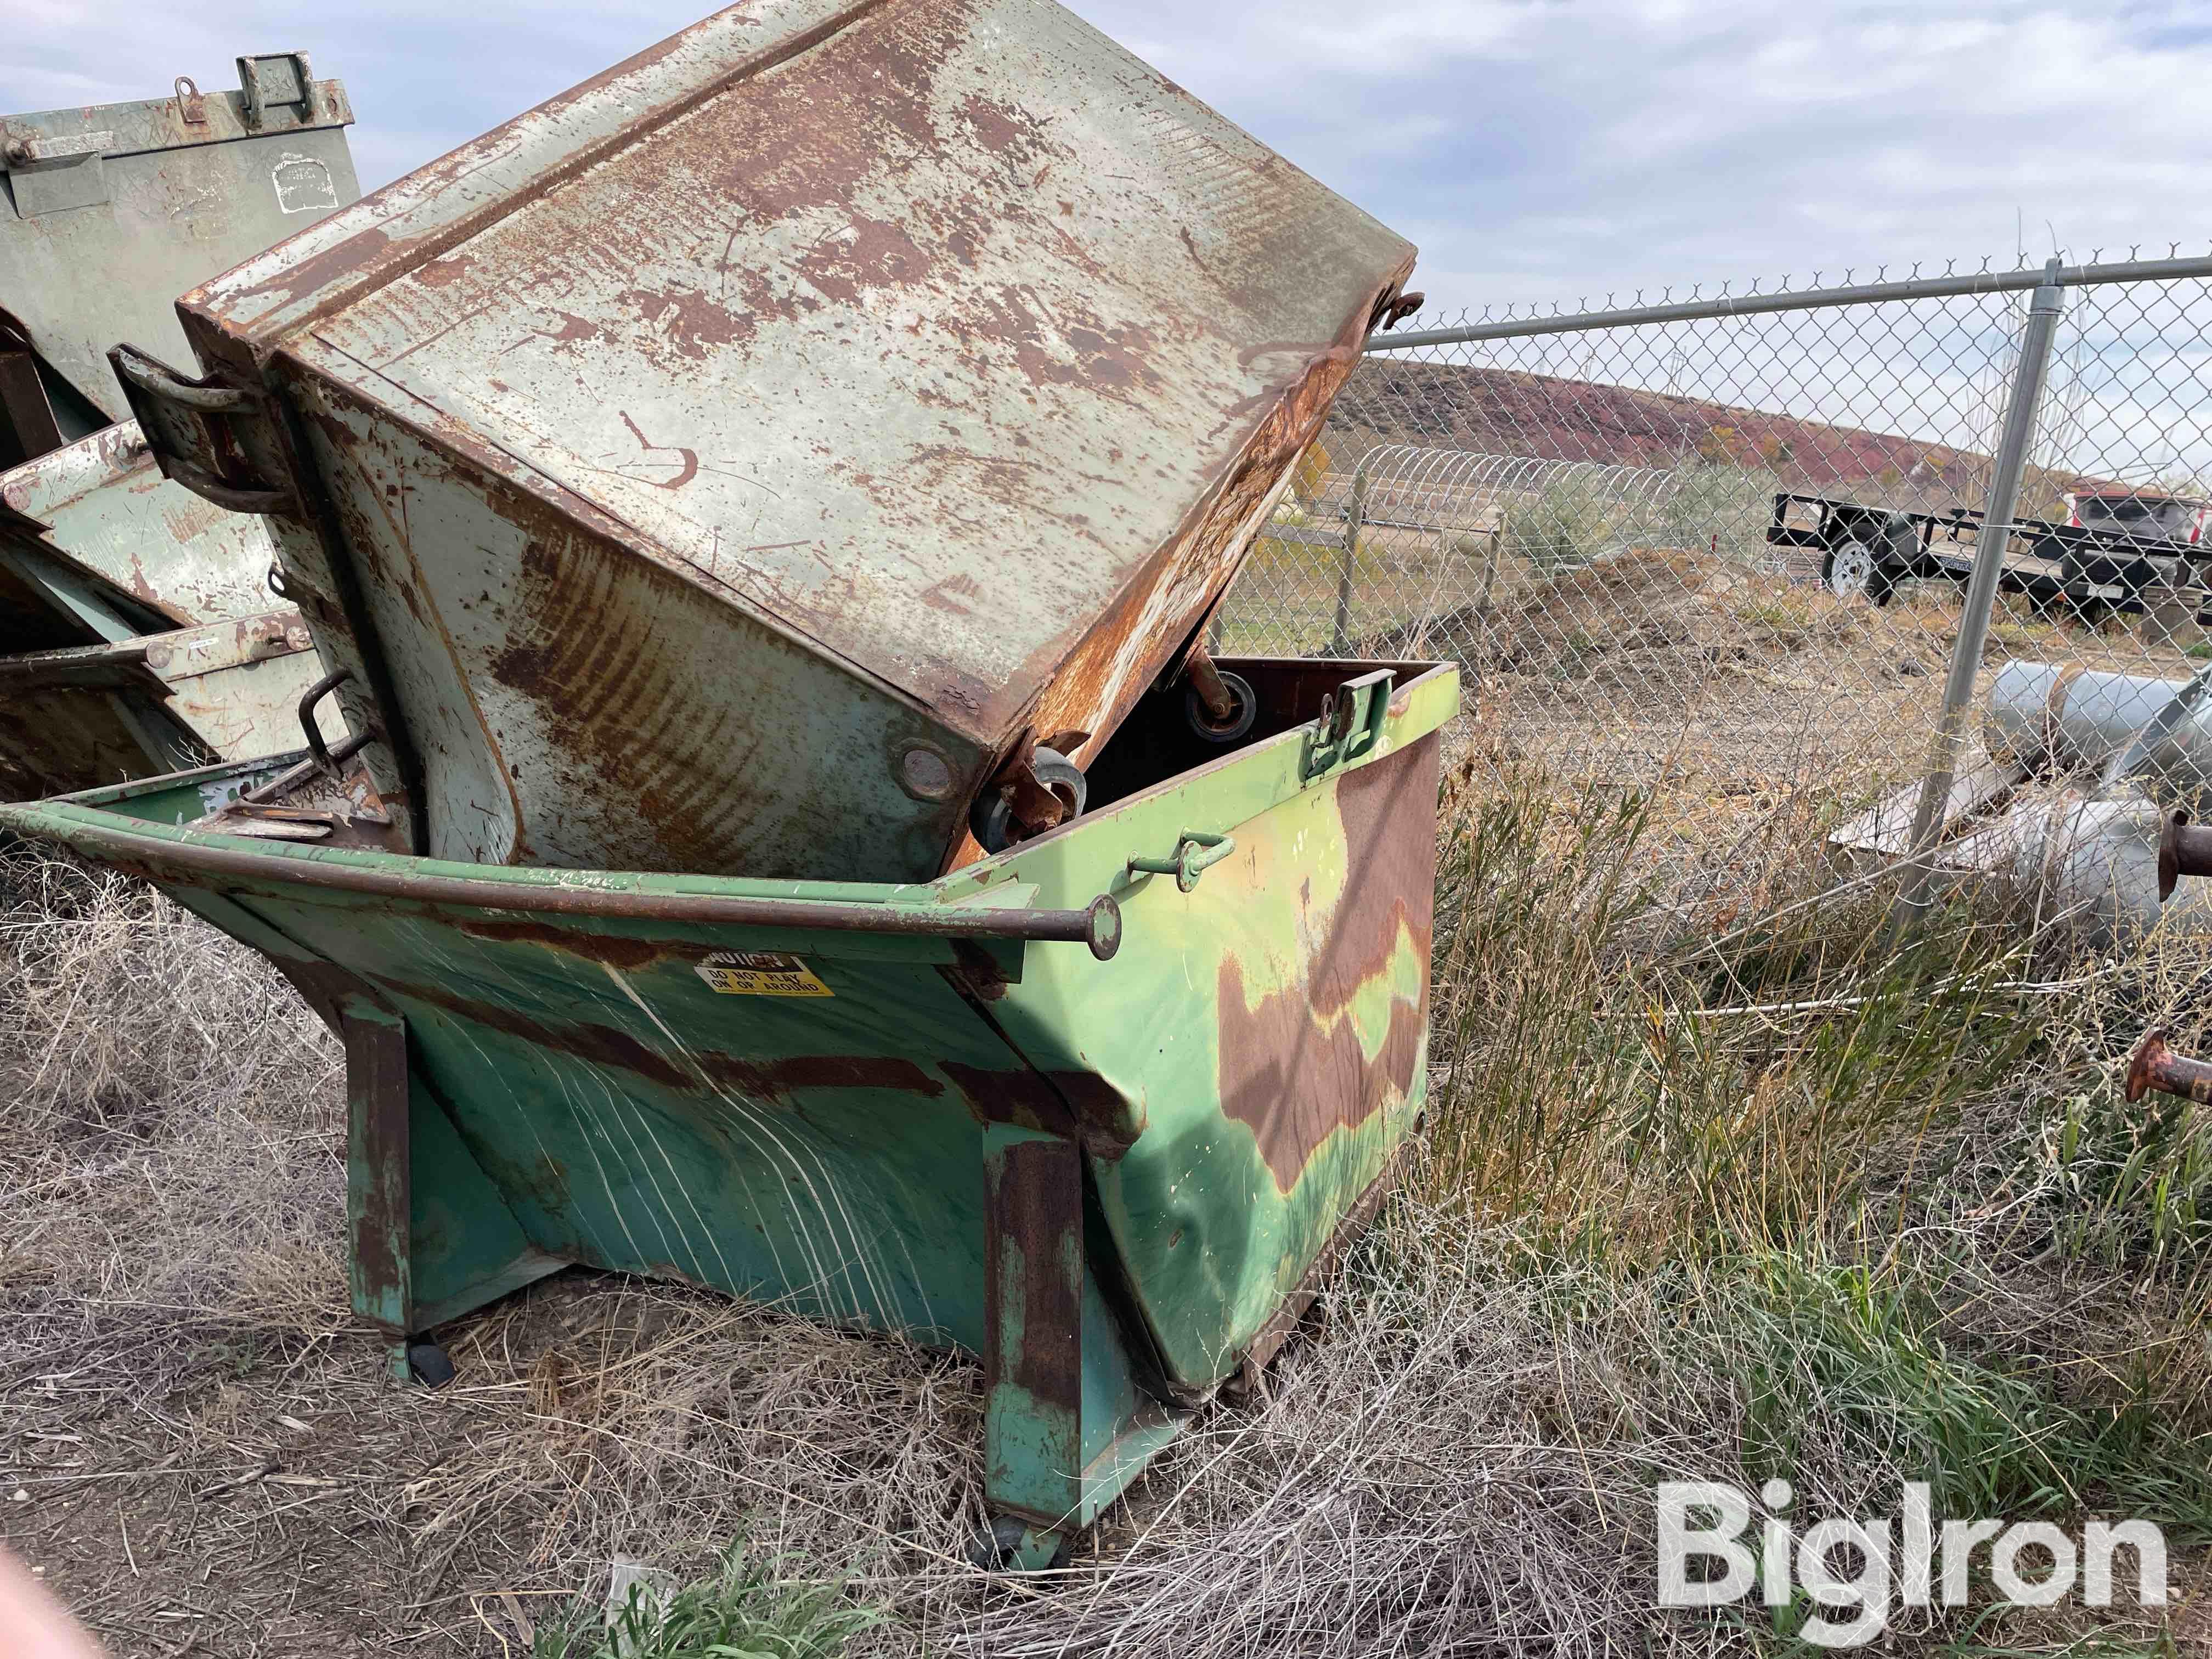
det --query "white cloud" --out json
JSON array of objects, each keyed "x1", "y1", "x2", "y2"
[{"x1": 4, "y1": 0, "x2": 2207, "y2": 313}]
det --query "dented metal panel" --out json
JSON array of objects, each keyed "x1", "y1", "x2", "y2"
[
  {"x1": 0, "y1": 424, "x2": 336, "y2": 795},
  {"x1": 0, "y1": 657, "x2": 1454, "y2": 1553},
  {"x1": 0, "y1": 422, "x2": 287, "y2": 625},
  {"x1": 157, "y1": 0, "x2": 1418, "y2": 881},
  {"x1": 0, "y1": 60, "x2": 358, "y2": 444}
]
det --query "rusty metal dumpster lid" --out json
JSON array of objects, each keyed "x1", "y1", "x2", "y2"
[
  {"x1": 0, "y1": 422, "x2": 284, "y2": 637},
  {"x1": 146, "y1": 0, "x2": 1415, "y2": 879}
]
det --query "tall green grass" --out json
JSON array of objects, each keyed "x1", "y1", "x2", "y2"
[
  {"x1": 1423, "y1": 770, "x2": 2039, "y2": 1256},
  {"x1": 1418, "y1": 764, "x2": 2212, "y2": 1562}
]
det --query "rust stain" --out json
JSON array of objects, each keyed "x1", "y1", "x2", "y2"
[
  {"x1": 617, "y1": 411, "x2": 701, "y2": 490},
  {"x1": 1214, "y1": 730, "x2": 1441, "y2": 1190},
  {"x1": 413, "y1": 253, "x2": 477, "y2": 289},
  {"x1": 454, "y1": 914, "x2": 672, "y2": 970},
  {"x1": 793, "y1": 216, "x2": 932, "y2": 306},
  {"x1": 224, "y1": 224, "x2": 394, "y2": 307},
  {"x1": 985, "y1": 1136, "x2": 1084, "y2": 1414},
  {"x1": 941, "y1": 1062, "x2": 1139, "y2": 1160},
  {"x1": 1309, "y1": 729, "x2": 1440, "y2": 1018},
  {"x1": 1217, "y1": 961, "x2": 1423, "y2": 1193},
  {"x1": 371, "y1": 972, "x2": 695, "y2": 1090},
  {"x1": 698, "y1": 1053, "x2": 946, "y2": 1099},
  {"x1": 918, "y1": 572, "x2": 984, "y2": 614},
  {"x1": 618, "y1": 285, "x2": 760, "y2": 362}
]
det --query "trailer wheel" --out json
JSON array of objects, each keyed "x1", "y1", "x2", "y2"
[{"x1": 1822, "y1": 540, "x2": 1895, "y2": 605}]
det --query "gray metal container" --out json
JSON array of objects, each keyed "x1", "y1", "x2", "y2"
[
  {"x1": 0, "y1": 56, "x2": 358, "y2": 465},
  {"x1": 0, "y1": 422, "x2": 334, "y2": 797},
  {"x1": 118, "y1": 0, "x2": 1419, "y2": 882}
]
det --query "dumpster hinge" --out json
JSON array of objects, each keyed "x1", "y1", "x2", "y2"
[
  {"x1": 236, "y1": 53, "x2": 319, "y2": 128},
  {"x1": 108, "y1": 343, "x2": 299, "y2": 516}
]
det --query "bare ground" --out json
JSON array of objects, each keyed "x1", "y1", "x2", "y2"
[{"x1": 8, "y1": 567, "x2": 2212, "y2": 1652}]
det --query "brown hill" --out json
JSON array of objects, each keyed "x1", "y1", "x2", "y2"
[{"x1": 1330, "y1": 359, "x2": 2009, "y2": 512}]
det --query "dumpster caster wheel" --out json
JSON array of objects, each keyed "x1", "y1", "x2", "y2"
[
  {"x1": 407, "y1": 1341, "x2": 456, "y2": 1389},
  {"x1": 971, "y1": 747, "x2": 1087, "y2": 853},
  {"x1": 1184, "y1": 671, "x2": 1256, "y2": 744},
  {"x1": 967, "y1": 1514, "x2": 1068, "y2": 1572}
]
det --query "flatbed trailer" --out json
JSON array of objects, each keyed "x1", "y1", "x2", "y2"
[{"x1": 1767, "y1": 490, "x2": 2212, "y2": 617}]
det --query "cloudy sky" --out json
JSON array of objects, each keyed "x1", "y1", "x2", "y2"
[{"x1": 8, "y1": 0, "x2": 2211, "y2": 321}]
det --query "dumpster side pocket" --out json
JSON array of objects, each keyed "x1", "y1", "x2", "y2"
[{"x1": 341, "y1": 1002, "x2": 561, "y2": 1378}]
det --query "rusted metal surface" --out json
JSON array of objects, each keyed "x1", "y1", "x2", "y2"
[
  {"x1": 1232, "y1": 1140, "x2": 1408, "y2": 1397},
  {"x1": 18, "y1": 798, "x2": 1124, "y2": 951},
  {"x1": 0, "y1": 422, "x2": 287, "y2": 627},
  {"x1": 2125, "y1": 1028, "x2": 2212, "y2": 1105},
  {"x1": 343, "y1": 1004, "x2": 414, "y2": 1380},
  {"x1": 3, "y1": 654, "x2": 1456, "y2": 1564},
  {"x1": 0, "y1": 308, "x2": 63, "y2": 469},
  {"x1": 0, "y1": 422, "x2": 339, "y2": 794},
  {"x1": 1182, "y1": 642, "x2": 1237, "y2": 726},
  {"x1": 0, "y1": 58, "x2": 357, "y2": 455},
  {"x1": 982, "y1": 1128, "x2": 1085, "y2": 1526},
  {"x1": 2169, "y1": 820, "x2": 2212, "y2": 884},
  {"x1": 145, "y1": 0, "x2": 1418, "y2": 882},
  {"x1": 0, "y1": 610, "x2": 335, "y2": 798}
]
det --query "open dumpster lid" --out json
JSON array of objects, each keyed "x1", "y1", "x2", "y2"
[{"x1": 171, "y1": 0, "x2": 1416, "y2": 755}]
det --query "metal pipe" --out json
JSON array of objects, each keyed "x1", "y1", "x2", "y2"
[
  {"x1": 1984, "y1": 661, "x2": 2189, "y2": 772},
  {"x1": 23, "y1": 810, "x2": 1126, "y2": 960},
  {"x1": 1897, "y1": 259, "x2": 2067, "y2": 921},
  {"x1": 1330, "y1": 464, "x2": 1367, "y2": 657},
  {"x1": 1182, "y1": 643, "x2": 1235, "y2": 724},
  {"x1": 2125, "y1": 1028, "x2": 2212, "y2": 1105},
  {"x1": 1364, "y1": 252, "x2": 2212, "y2": 351},
  {"x1": 2171, "y1": 820, "x2": 2212, "y2": 879}
]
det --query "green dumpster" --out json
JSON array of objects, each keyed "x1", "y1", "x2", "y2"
[{"x1": 0, "y1": 656, "x2": 1455, "y2": 1565}]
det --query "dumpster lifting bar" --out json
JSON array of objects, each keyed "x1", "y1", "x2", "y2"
[{"x1": 40, "y1": 814, "x2": 1125, "y2": 959}]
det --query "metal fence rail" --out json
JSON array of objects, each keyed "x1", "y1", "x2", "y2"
[{"x1": 1218, "y1": 246, "x2": 2212, "y2": 900}]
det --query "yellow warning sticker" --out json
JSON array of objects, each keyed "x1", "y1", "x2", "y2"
[{"x1": 694, "y1": 950, "x2": 834, "y2": 997}]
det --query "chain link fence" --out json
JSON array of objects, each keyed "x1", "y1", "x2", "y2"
[{"x1": 1218, "y1": 251, "x2": 2212, "y2": 895}]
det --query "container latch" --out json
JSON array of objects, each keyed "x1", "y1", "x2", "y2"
[
  {"x1": 1127, "y1": 830, "x2": 1235, "y2": 893},
  {"x1": 1302, "y1": 670, "x2": 1395, "y2": 782},
  {"x1": 108, "y1": 344, "x2": 297, "y2": 516}
]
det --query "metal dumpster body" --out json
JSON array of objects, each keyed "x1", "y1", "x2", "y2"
[
  {"x1": 2, "y1": 657, "x2": 1455, "y2": 1561},
  {"x1": 0, "y1": 57, "x2": 358, "y2": 465},
  {"x1": 0, "y1": 422, "x2": 335, "y2": 797},
  {"x1": 120, "y1": 0, "x2": 1419, "y2": 883}
]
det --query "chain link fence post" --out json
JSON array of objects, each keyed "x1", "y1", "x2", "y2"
[
  {"x1": 1893, "y1": 258, "x2": 2068, "y2": 922},
  {"x1": 1329, "y1": 461, "x2": 1368, "y2": 656},
  {"x1": 1214, "y1": 249, "x2": 2212, "y2": 918}
]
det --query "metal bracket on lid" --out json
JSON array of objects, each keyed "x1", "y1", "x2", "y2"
[
  {"x1": 107, "y1": 343, "x2": 297, "y2": 515},
  {"x1": 237, "y1": 53, "x2": 317, "y2": 128},
  {"x1": 3, "y1": 127, "x2": 115, "y2": 216}
]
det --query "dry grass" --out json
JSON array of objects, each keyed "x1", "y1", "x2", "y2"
[{"x1": 7, "y1": 758, "x2": 2212, "y2": 1656}]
